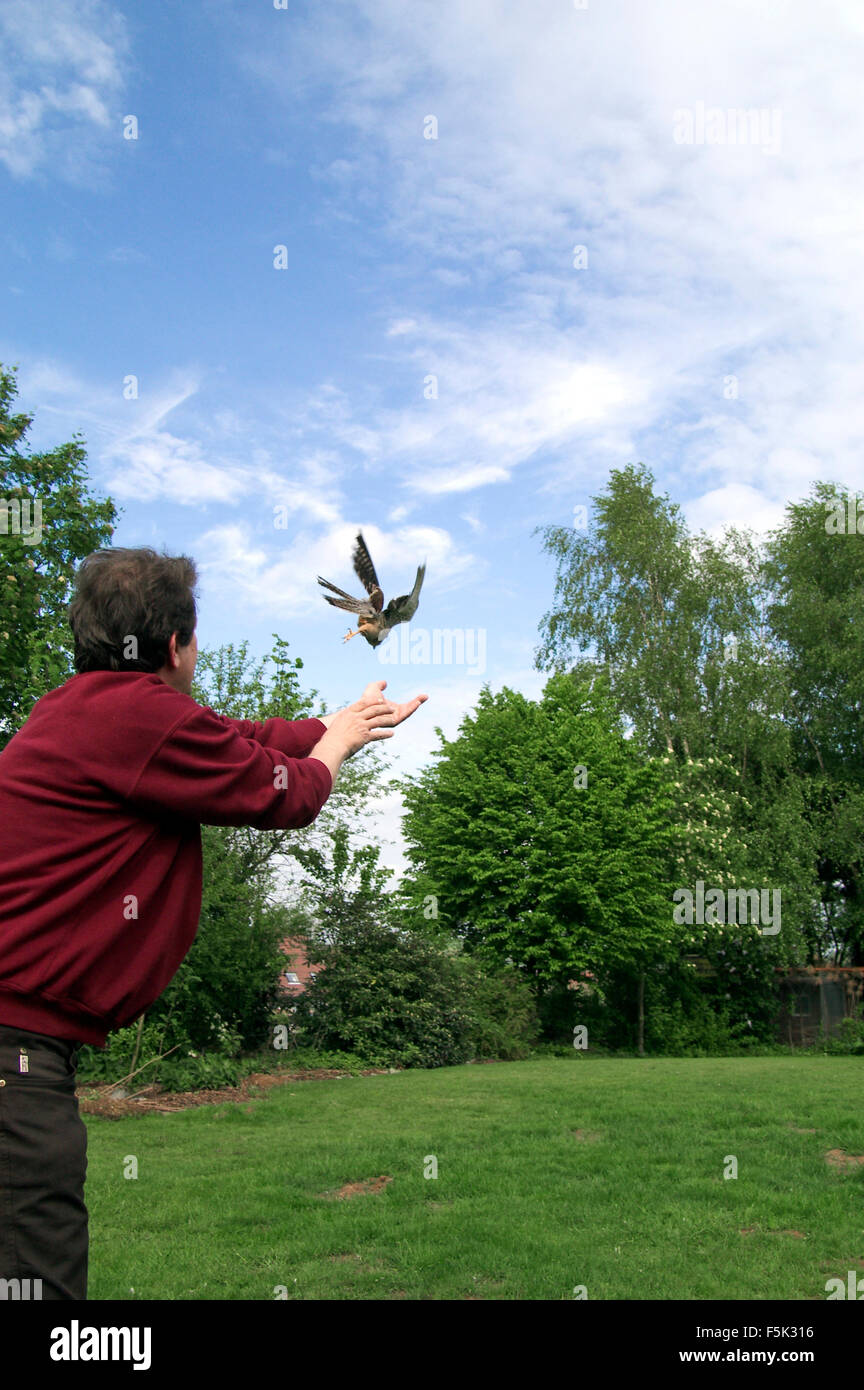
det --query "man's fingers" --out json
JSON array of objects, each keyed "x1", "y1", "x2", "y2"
[
  {"x1": 353, "y1": 694, "x2": 429, "y2": 736},
  {"x1": 361, "y1": 701, "x2": 395, "y2": 718},
  {"x1": 389, "y1": 694, "x2": 429, "y2": 723}
]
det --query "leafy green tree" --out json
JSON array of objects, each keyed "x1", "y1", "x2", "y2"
[
  {"x1": 192, "y1": 636, "x2": 390, "y2": 879},
  {"x1": 535, "y1": 464, "x2": 765, "y2": 759},
  {"x1": 0, "y1": 364, "x2": 116, "y2": 741},
  {"x1": 289, "y1": 820, "x2": 395, "y2": 940},
  {"x1": 282, "y1": 819, "x2": 531, "y2": 1068},
  {"x1": 147, "y1": 823, "x2": 299, "y2": 1053},
  {"x1": 454, "y1": 954, "x2": 540, "y2": 1060},
  {"x1": 396, "y1": 669, "x2": 684, "y2": 1050},
  {"x1": 288, "y1": 918, "x2": 473, "y2": 1067},
  {"x1": 764, "y1": 483, "x2": 864, "y2": 963},
  {"x1": 534, "y1": 464, "x2": 817, "y2": 965}
]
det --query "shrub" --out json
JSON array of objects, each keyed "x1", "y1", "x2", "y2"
[
  {"x1": 75, "y1": 1017, "x2": 188, "y2": 1089},
  {"x1": 146, "y1": 825, "x2": 290, "y2": 1052},
  {"x1": 457, "y1": 956, "x2": 540, "y2": 1060},
  {"x1": 154, "y1": 1051, "x2": 243, "y2": 1092},
  {"x1": 287, "y1": 920, "x2": 538, "y2": 1068}
]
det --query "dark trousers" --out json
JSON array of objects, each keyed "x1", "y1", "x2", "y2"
[{"x1": 0, "y1": 1024, "x2": 88, "y2": 1300}]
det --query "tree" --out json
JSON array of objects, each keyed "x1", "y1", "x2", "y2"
[
  {"x1": 192, "y1": 635, "x2": 391, "y2": 880},
  {"x1": 0, "y1": 364, "x2": 116, "y2": 742},
  {"x1": 396, "y1": 670, "x2": 684, "y2": 1050},
  {"x1": 536, "y1": 464, "x2": 783, "y2": 763},
  {"x1": 764, "y1": 483, "x2": 864, "y2": 963},
  {"x1": 148, "y1": 822, "x2": 300, "y2": 1052},
  {"x1": 150, "y1": 636, "x2": 399, "y2": 1056},
  {"x1": 289, "y1": 820, "x2": 395, "y2": 941},
  {"x1": 534, "y1": 464, "x2": 817, "y2": 967}
]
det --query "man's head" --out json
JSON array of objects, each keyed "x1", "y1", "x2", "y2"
[{"x1": 68, "y1": 547, "x2": 199, "y2": 694}]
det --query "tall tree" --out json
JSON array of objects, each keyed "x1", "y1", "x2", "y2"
[
  {"x1": 764, "y1": 483, "x2": 864, "y2": 963},
  {"x1": 534, "y1": 464, "x2": 817, "y2": 962},
  {"x1": 192, "y1": 635, "x2": 390, "y2": 880},
  {"x1": 535, "y1": 464, "x2": 778, "y2": 762},
  {"x1": 0, "y1": 364, "x2": 116, "y2": 742},
  {"x1": 396, "y1": 671, "x2": 681, "y2": 1030}
]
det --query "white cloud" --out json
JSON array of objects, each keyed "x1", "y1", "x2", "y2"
[
  {"x1": 7, "y1": 354, "x2": 354, "y2": 518},
  {"x1": 287, "y1": 321, "x2": 649, "y2": 497},
  {"x1": 0, "y1": 0, "x2": 127, "y2": 180},
  {"x1": 242, "y1": 0, "x2": 864, "y2": 525},
  {"x1": 683, "y1": 485, "x2": 788, "y2": 542},
  {"x1": 194, "y1": 518, "x2": 475, "y2": 619},
  {"x1": 411, "y1": 463, "x2": 510, "y2": 496}
]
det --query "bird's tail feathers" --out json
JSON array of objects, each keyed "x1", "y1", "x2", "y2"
[
  {"x1": 317, "y1": 576, "x2": 355, "y2": 600},
  {"x1": 321, "y1": 594, "x2": 364, "y2": 613}
]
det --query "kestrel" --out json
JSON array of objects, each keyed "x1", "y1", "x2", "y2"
[{"x1": 318, "y1": 532, "x2": 426, "y2": 646}]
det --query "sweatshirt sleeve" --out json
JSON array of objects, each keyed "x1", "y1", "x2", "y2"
[
  {"x1": 202, "y1": 712, "x2": 327, "y2": 758},
  {"x1": 125, "y1": 706, "x2": 333, "y2": 829}
]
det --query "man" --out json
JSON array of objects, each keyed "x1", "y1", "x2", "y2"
[{"x1": 0, "y1": 546, "x2": 426, "y2": 1301}]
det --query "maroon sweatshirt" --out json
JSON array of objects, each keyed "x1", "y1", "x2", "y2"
[{"x1": 0, "y1": 671, "x2": 332, "y2": 1046}]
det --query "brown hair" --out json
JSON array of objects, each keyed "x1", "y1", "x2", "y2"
[{"x1": 68, "y1": 547, "x2": 198, "y2": 674}]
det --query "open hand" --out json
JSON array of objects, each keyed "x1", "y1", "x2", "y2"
[{"x1": 355, "y1": 680, "x2": 428, "y2": 725}]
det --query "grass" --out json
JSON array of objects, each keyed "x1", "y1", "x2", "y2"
[{"x1": 84, "y1": 1055, "x2": 864, "y2": 1300}]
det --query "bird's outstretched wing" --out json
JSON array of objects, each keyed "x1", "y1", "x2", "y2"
[
  {"x1": 351, "y1": 533, "x2": 384, "y2": 612},
  {"x1": 317, "y1": 576, "x2": 377, "y2": 616},
  {"x1": 383, "y1": 563, "x2": 426, "y2": 626}
]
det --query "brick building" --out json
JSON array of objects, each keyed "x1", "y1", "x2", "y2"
[{"x1": 278, "y1": 935, "x2": 323, "y2": 995}]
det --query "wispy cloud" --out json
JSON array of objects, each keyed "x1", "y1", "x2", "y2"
[
  {"x1": 10, "y1": 356, "x2": 345, "y2": 515},
  {"x1": 285, "y1": 321, "x2": 647, "y2": 499},
  {"x1": 0, "y1": 0, "x2": 128, "y2": 182},
  {"x1": 240, "y1": 0, "x2": 864, "y2": 536},
  {"x1": 195, "y1": 518, "x2": 475, "y2": 618}
]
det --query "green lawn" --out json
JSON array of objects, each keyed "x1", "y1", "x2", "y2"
[{"x1": 84, "y1": 1056, "x2": 864, "y2": 1300}]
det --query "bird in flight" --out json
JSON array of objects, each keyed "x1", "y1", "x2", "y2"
[{"x1": 318, "y1": 532, "x2": 426, "y2": 646}]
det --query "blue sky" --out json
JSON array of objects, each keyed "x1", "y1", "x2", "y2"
[{"x1": 2, "y1": 0, "x2": 862, "y2": 871}]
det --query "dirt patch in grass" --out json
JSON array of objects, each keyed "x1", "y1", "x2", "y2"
[
  {"x1": 819, "y1": 1256, "x2": 864, "y2": 1272},
  {"x1": 787, "y1": 1125, "x2": 817, "y2": 1134},
  {"x1": 319, "y1": 1175, "x2": 393, "y2": 1200},
  {"x1": 77, "y1": 1067, "x2": 390, "y2": 1119},
  {"x1": 570, "y1": 1129, "x2": 603, "y2": 1142},
  {"x1": 825, "y1": 1149, "x2": 864, "y2": 1172},
  {"x1": 738, "y1": 1234, "x2": 811, "y2": 1245},
  {"x1": 740, "y1": 1228, "x2": 807, "y2": 1238}
]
